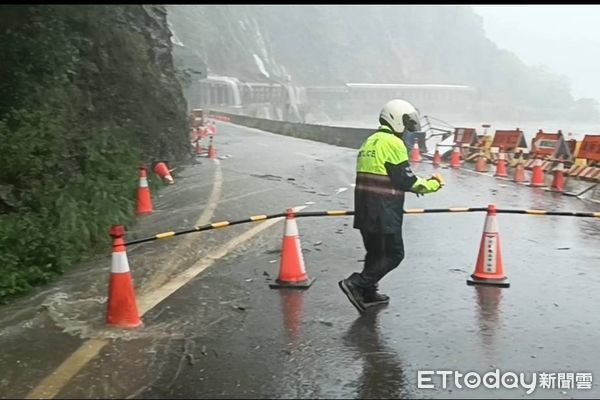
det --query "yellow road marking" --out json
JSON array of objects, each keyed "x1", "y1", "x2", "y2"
[
  {"x1": 405, "y1": 208, "x2": 425, "y2": 213},
  {"x1": 211, "y1": 221, "x2": 230, "y2": 228},
  {"x1": 26, "y1": 339, "x2": 108, "y2": 399},
  {"x1": 27, "y1": 160, "x2": 224, "y2": 399},
  {"x1": 250, "y1": 215, "x2": 267, "y2": 221},
  {"x1": 27, "y1": 204, "x2": 306, "y2": 399}
]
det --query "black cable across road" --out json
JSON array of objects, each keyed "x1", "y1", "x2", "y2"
[{"x1": 122, "y1": 207, "x2": 599, "y2": 246}]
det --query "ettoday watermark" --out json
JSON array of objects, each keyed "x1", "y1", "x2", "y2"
[{"x1": 417, "y1": 370, "x2": 593, "y2": 394}]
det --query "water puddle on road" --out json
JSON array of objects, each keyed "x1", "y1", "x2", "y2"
[{"x1": 41, "y1": 292, "x2": 187, "y2": 341}]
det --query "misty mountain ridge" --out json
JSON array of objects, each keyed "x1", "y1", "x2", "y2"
[{"x1": 167, "y1": 5, "x2": 600, "y2": 123}]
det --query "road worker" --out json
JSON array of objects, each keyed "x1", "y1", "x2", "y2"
[{"x1": 339, "y1": 99, "x2": 445, "y2": 312}]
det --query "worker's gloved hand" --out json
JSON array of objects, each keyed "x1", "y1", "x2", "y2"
[
  {"x1": 425, "y1": 179, "x2": 441, "y2": 192},
  {"x1": 430, "y1": 173, "x2": 445, "y2": 188}
]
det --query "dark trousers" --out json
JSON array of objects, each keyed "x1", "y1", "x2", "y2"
[{"x1": 348, "y1": 230, "x2": 405, "y2": 292}]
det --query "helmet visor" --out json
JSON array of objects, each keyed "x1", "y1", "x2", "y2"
[{"x1": 404, "y1": 112, "x2": 421, "y2": 132}]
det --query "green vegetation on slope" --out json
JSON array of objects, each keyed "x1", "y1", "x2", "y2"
[{"x1": 0, "y1": 5, "x2": 188, "y2": 301}]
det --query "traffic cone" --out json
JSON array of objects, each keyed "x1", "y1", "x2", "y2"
[
  {"x1": 475, "y1": 153, "x2": 488, "y2": 173},
  {"x1": 432, "y1": 146, "x2": 442, "y2": 167},
  {"x1": 514, "y1": 162, "x2": 526, "y2": 183},
  {"x1": 269, "y1": 208, "x2": 315, "y2": 289},
  {"x1": 154, "y1": 162, "x2": 174, "y2": 185},
  {"x1": 106, "y1": 225, "x2": 143, "y2": 329},
  {"x1": 550, "y1": 160, "x2": 565, "y2": 192},
  {"x1": 207, "y1": 136, "x2": 217, "y2": 160},
  {"x1": 136, "y1": 166, "x2": 153, "y2": 215},
  {"x1": 467, "y1": 204, "x2": 510, "y2": 288},
  {"x1": 529, "y1": 159, "x2": 546, "y2": 187},
  {"x1": 410, "y1": 142, "x2": 422, "y2": 163},
  {"x1": 450, "y1": 146, "x2": 461, "y2": 168},
  {"x1": 494, "y1": 152, "x2": 508, "y2": 177}
]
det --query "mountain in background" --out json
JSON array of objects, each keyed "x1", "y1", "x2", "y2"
[{"x1": 167, "y1": 5, "x2": 599, "y2": 122}]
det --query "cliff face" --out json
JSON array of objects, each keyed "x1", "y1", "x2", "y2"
[
  {"x1": 0, "y1": 5, "x2": 189, "y2": 301},
  {"x1": 167, "y1": 5, "x2": 594, "y2": 119}
]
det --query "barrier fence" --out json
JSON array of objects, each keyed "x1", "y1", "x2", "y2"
[{"x1": 123, "y1": 207, "x2": 600, "y2": 247}]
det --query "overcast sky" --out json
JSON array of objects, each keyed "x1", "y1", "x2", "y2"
[{"x1": 471, "y1": 5, "x2": 600, "y2": 102}]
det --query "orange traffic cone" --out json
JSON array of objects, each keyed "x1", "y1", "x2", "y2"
[
  {"x1": 154, "y1": 162, "x2": 174, "y2": 185},
  {"x1": 529, "y1": 158, "x2": 546, "y2": 187},
  {"x1": 450, "y1": 146, "x2": 461, "y2": 168},
  {"x1": 410, "y1": 142, "x2": 422, "y2": 163},
  {"x1": 106, "y1": 225, "x2": 143, "y2": 328},
  {"x1": 475, "y1": 153, "x2": 488, "y2": 173},
  {"x1": 494, "y1": 152, "x2": 508, "y2": 177},
  {"x1": 136, "y1": 166, "x2": 153, "y2": 215},
  {"x1": 550, "y1": 160, "x2": 565, "y2": 192},
  {"x1": 208, "y1": 136, "x2": 217, "y2": 160},
  {"x1": 467, "y1": 204, "x2": 510, "y2": 288},
  {"x1": 432, "y1": 146, "x2": 442, "y2": 167},
  {"x1": 514, "y1": 162, "x2": 526, "y2": 183},
  {"x1": 269, "y1": 208, "x2": 315, "y2": 289}
]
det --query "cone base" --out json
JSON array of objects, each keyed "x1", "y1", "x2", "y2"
[
  {"x1": 269, "y1": 277, "x2": 315, "y2": 290},
  {"x1": 467, "y1": 276, "x2": 510, "y2": 288},
  {"x1": 137, "y1": 210, "x2": 153, "y2": 216},
  {"x1": 527, "y1": 183, "x2": 547, "y2": 187},
  {"x1": 106, "y1": 320, "x2": 144, "y2": 329}
]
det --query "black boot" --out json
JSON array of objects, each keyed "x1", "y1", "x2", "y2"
[
  {"x1": 363, "y1": 289, "x2": 390, "y2": 307},
  {"x1": 339, "y1": 279, "x2": 366, "y2": 312}
]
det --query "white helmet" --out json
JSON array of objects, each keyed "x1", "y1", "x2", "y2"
[{"x1": 379, "y1": 99, "x2": 421, "y2": 134}]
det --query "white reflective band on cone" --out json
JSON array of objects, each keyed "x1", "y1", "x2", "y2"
[
  {"x1": 554, "y1": 162, "x2": 564, "y2": 172},
  {"x1": 111, "y1": 252, "x2": 130, "y2": 274},
  {"x1": 139, "y1": 177, "x2": 148, "y2": 188},
  {"x1": 284, "y1": 218, "x2": 299, "y2": 236}
]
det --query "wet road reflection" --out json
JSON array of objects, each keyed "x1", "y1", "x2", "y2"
[
  {"x1": 279, "y1": 289, "x2": 306, "y2": 344},
  {"x1": 343, "y1": 308, "x2": 409, "y2": 399},
  {"x1": 474, "y1": 286, "x2": 504, "y2": 352}
]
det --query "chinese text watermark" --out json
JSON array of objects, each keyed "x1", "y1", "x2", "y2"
[{"x1": 417, "y1": 370, "x2": 593, "y2": 394}]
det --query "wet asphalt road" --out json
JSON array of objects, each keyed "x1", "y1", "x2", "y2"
[{"x1": 1, "y1": 122, "x2": 600, "y2": 399}]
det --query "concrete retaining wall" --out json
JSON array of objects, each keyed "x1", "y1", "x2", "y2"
[{"x1": 207, "y1": 110, "x2": 371, "y2": 150}]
